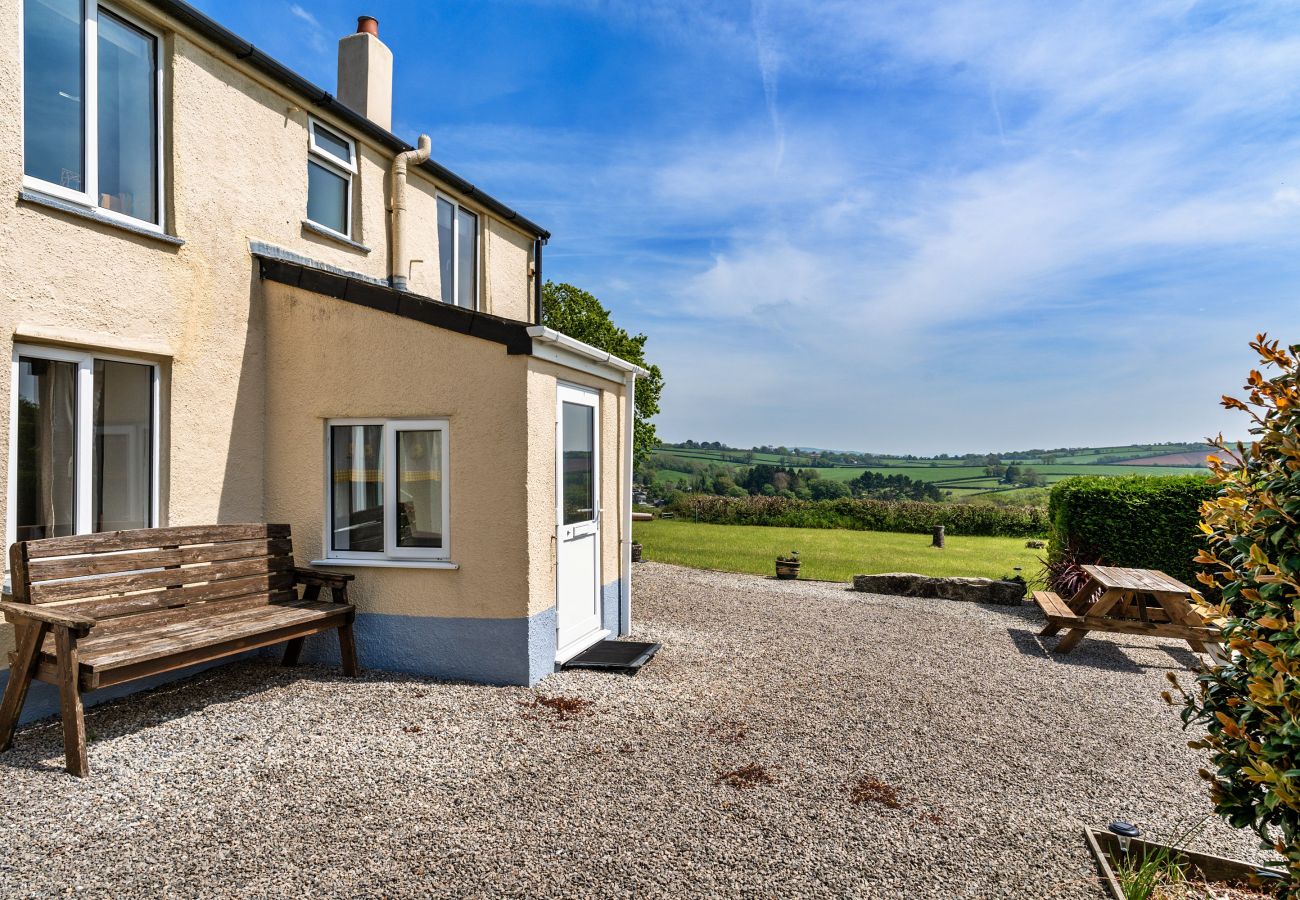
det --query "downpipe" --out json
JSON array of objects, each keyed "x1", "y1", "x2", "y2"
[{"x1": 389, "y1": 134, "x2": 432, "y2": 291}]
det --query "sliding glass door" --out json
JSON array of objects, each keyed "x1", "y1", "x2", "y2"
[{"x1": 12, "y1": 346, "x2": 157, "y2": 542}]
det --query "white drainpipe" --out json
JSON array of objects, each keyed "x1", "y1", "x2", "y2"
[
  {"x1": 620, "y1": 370, "x2": 635, "y2": 635},
  {"x1": 389, "y1": 134, "x2": 431, "y2": 290}
]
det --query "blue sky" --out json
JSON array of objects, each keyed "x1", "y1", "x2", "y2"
[{"x1": 198, "y1": 0, "x2": 1300, "y2": 454}]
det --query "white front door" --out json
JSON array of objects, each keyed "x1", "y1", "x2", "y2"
[{"x1": 555, "y1": 383, "x2": 605, "y2": 661}]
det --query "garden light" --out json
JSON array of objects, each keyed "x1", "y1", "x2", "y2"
[{"x1": 1108, "y1": 821, "x2": 1140, "y2": 855}]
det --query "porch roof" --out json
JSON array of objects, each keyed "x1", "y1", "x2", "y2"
[{"x1": 252, "y1": 244, "x2": 648, "y2": 381}]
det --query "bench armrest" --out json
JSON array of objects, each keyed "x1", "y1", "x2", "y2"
[
  {"x1": 293, "y1": 568, "x2": 356, "y2": 589},
  {"x1": 0, "y1": 601, "x2": 95, "y2": 634}
]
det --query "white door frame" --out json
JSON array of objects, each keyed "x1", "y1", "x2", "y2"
[{"x1": 554, "y1": 382, "x2": 607, "y2": 662}]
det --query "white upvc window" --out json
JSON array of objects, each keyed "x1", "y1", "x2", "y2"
[
  {"x1": 21, "y1": 0, "x2": 165, "y2": 231},
  {"x1": 7, "y1": 345, "x2": 160, "y2": 547},
  {"x1": 325, "y1": 419, "x2": 450, "y2": 562},
  {"x1": 306, "y1": 118, "x2": 357, "y2": 240},
  {"x1": 436, "y1": 196, "x2": 479, "y2": 310}
]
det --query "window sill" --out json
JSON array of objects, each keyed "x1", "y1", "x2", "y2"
[
  {"x1": 301, "y1": 220, "x2": 371, "y2": 253},
  {"x1": 310, "y1": 558, "x2": 459, "y2": 571},
  {"x1": 18, "y1": 190, "x2": 185, "y2": 247}
]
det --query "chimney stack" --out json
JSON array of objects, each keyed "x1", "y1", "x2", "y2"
[{"x1": 337, "y1": 15, "x2": 393, "y2": 130}]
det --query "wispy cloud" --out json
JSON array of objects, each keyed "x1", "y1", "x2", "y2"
[
  {"x1": 750, "y1": 0, "x2": 785, "y2": 169},
  {"x1": 287, "y1": 3, "x2": 326, "y2": 54}
]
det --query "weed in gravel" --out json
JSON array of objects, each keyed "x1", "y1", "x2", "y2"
[
  {"x1": 715, "y1": 763, "x2": 774, "y2": 789},
  {"x1": 521, "y1": 695, "x2": 593, "y2": 721},
  {"x1": 849, "y1": 775, "x2": 905, "y2": 809},
  {"x1": 402, "y1": 725, "x2": 423, "y2": 734},
  {"x1": 707, "y1": 720, "x2": 748, "y2": 744}
]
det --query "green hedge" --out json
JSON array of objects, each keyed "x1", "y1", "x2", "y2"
[
  {"x1": 667, "y1": 495, "x2": 1048, "y2": 537},
  {"x1": 1047, "y1": 474, "x2": 1217, "y2": 587}
]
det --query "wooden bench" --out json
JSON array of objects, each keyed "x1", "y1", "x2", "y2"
[
  {"x1": 0, "y1": 524, "x2": 358, "y2": 776},
  {"x1": 1032, "y1": 590, "x2": 1083, "y2": 626}
]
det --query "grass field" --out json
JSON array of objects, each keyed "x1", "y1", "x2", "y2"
[
  {"x1": 655, "y1": 462, "x2": 1206, "y2": 492},
  {"x1": 632, "y1": 519, "x2": 1042, "y2": 582}
]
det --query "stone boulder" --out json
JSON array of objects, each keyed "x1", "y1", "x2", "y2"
[{"x1": 851, "y1": 572, "x2": 1024, "y2": 606}]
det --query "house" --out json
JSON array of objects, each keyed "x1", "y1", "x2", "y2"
[{"x1": 1, "y1": 0, "x2": 644, "y2": 718}]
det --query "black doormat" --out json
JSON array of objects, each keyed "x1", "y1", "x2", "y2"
[{"x1": 563, "y1": 640, "x2": 662, "y2": 674}]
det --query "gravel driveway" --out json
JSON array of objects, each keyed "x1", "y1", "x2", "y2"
[{"x1": 0, "y1": 562, "x2": 1264, "y2": 898}]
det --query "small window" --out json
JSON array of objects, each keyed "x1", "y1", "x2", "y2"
[
  {"x1": 327, "y1": 419, "x2": 449, "y2": 561},
  {"x1": 10, "y1": 345, "x2": 158, "y2": 543},
  {"x1": 306, "y1": 119, "x2": 357, "y2": 238},
  {"x1": 22, "y1": 0, "x2": 163, "y2": 229},
  {"x1": 436, "y1": 196, "x2": 478, "y2": 309}
]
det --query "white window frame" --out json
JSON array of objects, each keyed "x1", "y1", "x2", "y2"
[
  {"x1": 6, "y1": 343, "x2": 161, "y2": 549},
  {"x1": 19, "y1": 0, "x2": 167, "y2": 232},
  {"x1": 306, "y1": 117, "x2": 357, "y2": 241},
  {"x1": 437, "y1": 194, "x2": 479, "y2": 310},
  {"x1": 323, "y1": 418, "x2": 451, "y2": 563}
]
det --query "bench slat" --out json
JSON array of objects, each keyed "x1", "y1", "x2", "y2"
[
  {"x1": 29, "y1": 591, "x2": 304, "y2": 657},
  {"x1": 27, "y1": 539, "x2": 293, "y2": 582},
  {"x1": 55, "y1": 572, "x2": 296, "y2": 619},
  {"x1": 73, "y1": 595, "x2": 315, "y2": 661},
  {"x1": 92, "y1": 615, "x2": 350, "y2": 690},
  {"x1": 22, "y1": 524, "x2": 290, "y2": 560},
  {"x1": 29, "y1": 554, "x2": 292, "y2": 605},
  {"x1": 87, "y1": 589, "x2": 301, "y2": 637},
  {"x1": 1033, "y1": 590, "x2": 1081, "y2": 623},
  {"x1": 81, "y1": 600, "x2": 349, "y2": 671}
]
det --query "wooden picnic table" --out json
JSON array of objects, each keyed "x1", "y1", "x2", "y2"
[{"x1": 1032, "y1": 565, "x2": 1222, "y2": 657}]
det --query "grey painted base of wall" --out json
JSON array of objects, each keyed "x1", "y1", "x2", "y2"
[
  {"x1": 299, "y1": 608, "x2": 559, "y2": 686},
  {"x1": 0, "y1": 577, "x2": 633, "y2": 725}
]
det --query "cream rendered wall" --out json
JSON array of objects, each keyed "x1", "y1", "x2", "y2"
[
  {"x1": 524, "y1": 358, "x2": 630, "y2": 620},
  {"x1": 0, "y1": 0, "x2": 539, "y2": 659},
  {"x1": 263, "y1": 283, "x2": 534, "y2": 621}
]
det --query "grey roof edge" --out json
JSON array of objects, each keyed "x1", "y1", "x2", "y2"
[
  {"x1": 250, "y1": 241, "x2": 535, "y2": 355},
  {"x1": 149, "y1": 0, "x2": 551, "y2": 241}
]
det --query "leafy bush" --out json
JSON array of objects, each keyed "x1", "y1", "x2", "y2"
[
  {"x1": 1046, "y1": 474, "x2": 1217, "y2": 591},
  {"x1": 666, "y1": 494, "x2": 1047, "y2": 538},
  {"x1": 1177, "y1": 336, "x2": 1300, "y2": 894}
]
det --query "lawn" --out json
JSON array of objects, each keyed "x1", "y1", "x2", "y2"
[{"x1": 632, "y1": 519, "x2": 1042, "y2": 582}]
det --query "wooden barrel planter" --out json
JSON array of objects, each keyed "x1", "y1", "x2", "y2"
[{"x1": 775, "y1": 557, "x2": 801, "y2": 580}]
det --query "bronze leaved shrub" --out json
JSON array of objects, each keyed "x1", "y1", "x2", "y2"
[{"x1": 1180, "y1": 335, "x2": 1300, "y2": 894}]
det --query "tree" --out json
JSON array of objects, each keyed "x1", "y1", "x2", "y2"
[
  {"x1": 541, "y1": 282, "x2": 664, "y2": 463},
  {"x1": 809, "y1": 479, "x2": 850, "y2": 500},
  {"x1": 1177, "y1": 336, "x2": 1299, "y2": 893}
]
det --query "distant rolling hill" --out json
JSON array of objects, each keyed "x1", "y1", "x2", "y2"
[{"x1": 646, "y1": 442, "x2": 1214, "y2": 501}]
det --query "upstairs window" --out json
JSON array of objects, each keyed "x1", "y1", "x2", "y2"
[
  {"x1": 22, "y1": 0, "x2": 163, "y2": 229},
  {"x1": 10, "y1": 346, "x2": 158, "y2": 544},
  {"x1": 436, "y1": 197, "x2": 478, "y2": 309},
  {"x1": 306, "y1": 119, "x2": 356, "y2": 239}
]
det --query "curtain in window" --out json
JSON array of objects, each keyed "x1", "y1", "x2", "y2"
[{"x1": 16, "y1": 357, "x2": 77, "y2": 541}]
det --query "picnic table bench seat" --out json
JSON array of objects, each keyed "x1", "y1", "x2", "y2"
[
  {"x1": 1032, "y1": 590, "x2": 1082, "y2": 625},
  {"x1": 0, "y1": 524, "x2": 358, "y2": 776}
]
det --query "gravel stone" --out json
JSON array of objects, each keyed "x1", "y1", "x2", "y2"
[{"x1": 0, "y1": 562, "x2": 1265, "y2": 898}]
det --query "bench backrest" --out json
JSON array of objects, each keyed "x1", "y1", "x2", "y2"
[{"x1": 8, "y1": 524, "x2": 295, "y2": 624}]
